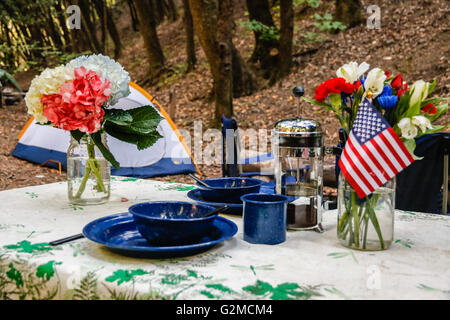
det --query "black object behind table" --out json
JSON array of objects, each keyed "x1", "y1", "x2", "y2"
[{"x1": 395, "y1": 132, "x2": 449, "y2": 214}]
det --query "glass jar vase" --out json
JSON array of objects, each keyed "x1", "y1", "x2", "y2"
[
  {"x1": 337, "y1": 173, "x2": 395, "y2": 251},
  {"x1": 67, "y1": 133, "x2": 111, "y2": 205}
]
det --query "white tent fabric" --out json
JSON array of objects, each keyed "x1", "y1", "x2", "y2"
[{"x1": 12, "y1": 82, "x2": 199, "y2": 177}]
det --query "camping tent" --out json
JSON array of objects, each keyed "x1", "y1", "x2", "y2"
[{"x1": 12, "y1": 82, "x2": 200, "y2": 178}]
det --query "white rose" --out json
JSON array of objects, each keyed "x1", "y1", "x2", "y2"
[
  {"x1": 398, "y1": 118, "x2": 418, "y2": 140},
  {"x1": 412, "y1": 115, "x2": 432, "y2": 133},
  {"x1": 409, "y1": 80, "x2": 429, "y2": 107},
  {"x1": 364, "y1": 68, "x2": 386, "y2": 98},
  {"x1": 336, "y1": 61, "x2": 370, "y2": 83}
]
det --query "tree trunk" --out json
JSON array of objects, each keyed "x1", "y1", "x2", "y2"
[
  {"x1": 77, "y1": 0, "x2": 102, "y2": 53},
  {"x1": 245, "y1": 0, "x2": 279, "y2": 71},
  {"x1": 334, "y1": 0, "x2": 364, "y2": 28},
  {"x1": 182, "y1": 0, "x2": 196, "y2": 71},
  {"x1": 127, "y1": 0, "x2": 139, "y2": 31},
  {"x1": 189, "y1": 0, "x2": 231, "y2": 124},
  {"x1": 133, "y1": 0, "x2": 165, "y2": 82},
  {"x1": 166, "y1": 0, "x2": 178, "y2": 21},
  {"x1": 151, "y1": 0, "x2": 165, "y2": 25},
  {"x1": 92, "y1": 0, "x2": 107, "y2": 51},
  {"x1": 271, "y1": 0, "x2": 293, "y2": 84},
  {"x1": 104, "y1": 2, "x2": 122, "y2": 59},
  {"x1": 214, "y1": 0, "x2": 234, "y2": 121},
  {"x1": 55, "y1": 1, "x2": 73, "y2": 51},
  {"x1": 231, "y1": 46, "x2": 254, "y2": 98}
]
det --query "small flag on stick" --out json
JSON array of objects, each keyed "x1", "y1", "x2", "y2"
[{"x1": 338, "y1": 98, "x2": 414, "y2": 198}]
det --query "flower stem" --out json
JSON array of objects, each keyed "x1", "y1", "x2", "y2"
[
  {"x1": 366, "y1": 199, "x2": 386, "y2": 250},
  {"x1": 74, "y1": 163, "x2": 91, "y2": 199},
  {"x1": 351, "y1": 191, "x2": 360, "y2": 248},
  {"x1": 73, "y1": 135, "x2": 107, "y2": 199}
]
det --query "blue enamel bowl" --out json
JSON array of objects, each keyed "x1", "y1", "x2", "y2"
[
  {"x1": 128, "y1": 201, "x2": 217, "y2": 246},
  {"x1": 196, "y1": 177, "x2": 264, "y2": 203}
]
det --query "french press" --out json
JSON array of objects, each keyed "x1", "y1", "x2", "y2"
[{"x1": 272, "y1": 86, "x2": 340, "y2": 232}]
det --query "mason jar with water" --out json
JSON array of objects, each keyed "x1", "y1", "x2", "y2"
[{"x1": 67, "y1": 133, "x2": 111, "y2": 205}]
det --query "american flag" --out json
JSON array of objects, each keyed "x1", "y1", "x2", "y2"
[{"x1": 338, "y1": 98, "x2": 414, "y2": 198}]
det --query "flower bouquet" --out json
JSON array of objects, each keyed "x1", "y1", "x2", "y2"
[
  {"x1": 25, "y1": 54, "x2": 163, "y2": 205},
  {"x1": 304, "y1": 61, "x2": 448, "y2": 250}
]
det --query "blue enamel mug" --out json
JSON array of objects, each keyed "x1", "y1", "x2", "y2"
[{"x1": 241, "y1": 193, "x2": 290, "y2": 245}]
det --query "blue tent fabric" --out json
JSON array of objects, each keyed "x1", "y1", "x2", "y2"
[{"x1": 11, "y1": 142, "x2": 197, "y2": 178}]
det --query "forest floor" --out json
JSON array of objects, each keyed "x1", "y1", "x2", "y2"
[{"x1": 1, "y1": 0, "x2": 449, "y2": 191}]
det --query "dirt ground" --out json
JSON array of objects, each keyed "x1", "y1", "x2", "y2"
[{"x1": 1, "y1": 0, "x2": 449, "y2": 191}]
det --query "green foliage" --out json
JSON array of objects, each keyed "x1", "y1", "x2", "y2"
[
  {"x1": 91, "y1": 131, "x2": 120, "y2": 170},
  {"x1": 103, "y1": 105, "x2": 164, "y2": 151},
  {"x1": 0, "y1": 258, "x2": 59, "y2": 300},
  {"x1": 73, "y1": 272, "x2": 100, "y2": 300},
  {"x1": 294, "y1": 0, "x2": 320, "y2": 8},
  {"x1": 239, "y1": 20, "x2": 280, "y2": 42},
  {"x1": 243, "y1": 280, "x2": 322, "y2": 300},
  {"x1": 313, "y1": 13, "x2": 347, "y2": 33},
  {"x1": 300, "y1": 31, "x2": 327, "y2": 44},
  {"x1": 105, "y1": 269, "x2": 149, "y2": 285},
  {"x1": 0, "y1": 69, "x2": 22, "y2": 92}
]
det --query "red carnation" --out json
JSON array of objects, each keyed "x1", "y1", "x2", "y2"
[
  {"x1": 391, "y1": 74, "x2": 403, "y2": 90},
  {"x1": 397, "y1": 82, "x2": 408, "y2": 98},
  {"x1": 384, "y1": 70, "x2": 391, "y2": 78},
  {"x1": 422, "y1": 103, "x2": 437, "y2": 115},
  {"x1": 314, "y1": 77, "x2": 356, "y2": 102}
]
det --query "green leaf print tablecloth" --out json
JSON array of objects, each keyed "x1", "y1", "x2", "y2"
[{"x1": 0, "y1": 177, "x2": 449, "y2": 300}]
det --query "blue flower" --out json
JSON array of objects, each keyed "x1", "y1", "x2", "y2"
[
  {"x1": 380, "y1": 85, "x2": 393, "y2": 97},
  {"x1": 378, "y1": 95, "x2": 398, "y2": 109},
  {"x1": 377, "y1": 85, "x2": 398, "y2": 109}
]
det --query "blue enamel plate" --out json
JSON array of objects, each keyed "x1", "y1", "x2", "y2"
[
  {"x1": 187, "y1": 189, "x2": 244, "y2": 215},
  {"x1": 82, "y1": 213, "x2": 238, "y2": 258},
  {"x1": 187, "y1": 185, "x2": 296, "y2": 215}
]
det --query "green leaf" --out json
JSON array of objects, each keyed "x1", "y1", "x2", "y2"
[
  {"x1": 103, "y1": 109, "x2": 133, "y2": 126},
  {"x1": 243, "y1": 280, "x2": 273, "y2": 296},
  {"x1": 427, "y1": 79, "x2": 437, "y2": 95},
  {"x1": 105, "y1": 269, "x2": 148, "y2": 285},
  {"x1": 403, "y1": 138, "x2": 423, "y2": 160},
  {"x1": 421, "y1": 97, "x2": 447, "y2": 108},
  {"x1": 103, "y1": 122, "x2": 163, "y2": 150},
  {"x1": 91, "y1": 132, "x2": 120, "y2": 169},
  {"x1": 302, "y1": 96, "x2": 332, "y2": 108},
  {"x1": 103, "y1": 105, "x2": 163, "y2": 151},
  {"x1": 6, "y1": 263, "x2": 23, "y2": 288},
  {"x1": 423, "y1": 124, "x2": 447, "y2": 135},
  {"x1": 36, "y1": 261, "x2": 62, "y2": 280},
  {"x1": 136, "y1": 132, "x2": 163, "y2": 150},
  {"x1": 0, "y1": 69, "x2": 23, "y2": 92},
  {"x1": 428, "y1": 103, "x2": 449, "y2": 122},
  {"x1": 70, "y1": 130, "x2": 86, "y2": 143}
]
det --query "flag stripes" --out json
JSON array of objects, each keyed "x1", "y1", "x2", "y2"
[{"x1": 338, "y1": 99, "x2": 414, "y2": 198}]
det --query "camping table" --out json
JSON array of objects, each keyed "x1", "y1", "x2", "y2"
[{"x1": 0, "y1": 177, "x2": 449, "y2": 300}]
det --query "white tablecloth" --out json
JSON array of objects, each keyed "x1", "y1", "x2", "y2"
[{"x1": 0, "y1": 177, "x2": 449, "y2": 300}]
